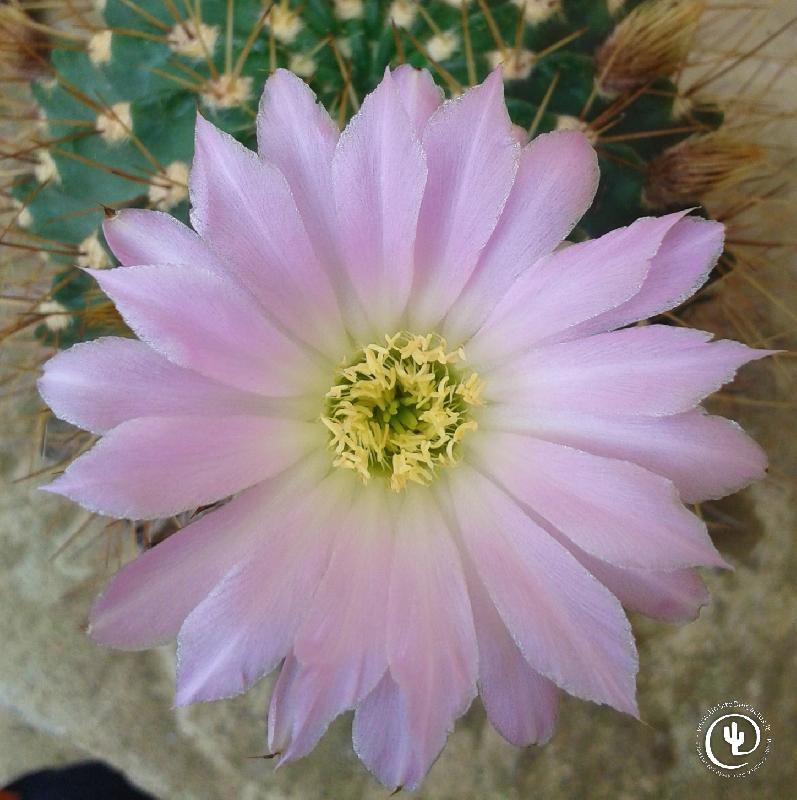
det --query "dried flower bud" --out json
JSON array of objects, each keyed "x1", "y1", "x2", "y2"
[
  {"x1": 0, "y1": 5, "x2": 50, "y2": 78},
  {"x1": 644, "y1": 132, "x2": 765, "y2": 208},
  {"x1": 596, "y1": 0, "x2": 704, "y2": 96}
]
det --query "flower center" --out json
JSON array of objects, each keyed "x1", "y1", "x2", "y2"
[{"x1": 321, "y1": 332, "x2": 484, "y2": 492}]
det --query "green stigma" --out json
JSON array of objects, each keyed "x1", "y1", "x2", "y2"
[{"x1": 321, "y1": 332, "x2": 484, "y2": 491}]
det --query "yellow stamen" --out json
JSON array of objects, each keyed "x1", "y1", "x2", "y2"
[{"x1": 322, "y1": 332, "x2": 483, "y2": 491}]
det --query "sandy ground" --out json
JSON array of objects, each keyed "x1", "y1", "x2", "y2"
[{"x1": 1, "y1": 2, "x2": 794, "y2": 798}]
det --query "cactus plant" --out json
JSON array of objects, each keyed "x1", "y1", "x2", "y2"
[{"x1": 5, "y1": 0, "x2": 765, "y2": 345}]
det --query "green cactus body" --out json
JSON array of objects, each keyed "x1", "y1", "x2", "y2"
[{"x1": 16, "y1": 0, "x2": 725, "y2": 346}]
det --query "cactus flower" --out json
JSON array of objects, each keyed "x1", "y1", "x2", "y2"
[{"x1": 38, "y1": 67, "x2": 770, "y2": 790}]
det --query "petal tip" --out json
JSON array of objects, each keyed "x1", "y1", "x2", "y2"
[
  {"x1": 485, "y1": 65, "x2": 504, "y2": 85},
  {"x1": 39, "y1": 474, "x2": 72, "y2": 499},
  {"x1": 172, "y1": 671, "x2": 202, "y2": 708},
  {"x1": 85, "y1": 619, "x2": 123, "y2": 649},
  {"x1": 699, "y1": 549, "x2": 732, "y2": 571},
  {"x1": 619, "y1": 694, "x2": 641, "y2": 720}
]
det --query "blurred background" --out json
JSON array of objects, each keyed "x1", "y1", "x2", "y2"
[{"x1": 1, "y1": 0, "x2": 794, "y2": 797}]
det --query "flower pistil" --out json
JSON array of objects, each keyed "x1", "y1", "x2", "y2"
[{"x1": 322, "y1": 332, "x2": 483, "y2": 491}]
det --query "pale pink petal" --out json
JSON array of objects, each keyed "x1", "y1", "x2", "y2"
[
  {"x1": 332, "y1": 69, "x2": 427, "y2": 331},
  {"x1": 466, "y1": 212, "x2": 689, "y2": 363},
  {"x1": 569, "y1": 216, "x2": 724, "y2": 338},
  {"x1": 485, "y1": 326, "x2": 772, "y2": 416},
  {"x1": 536, "y1": 518, "x2": 710, "y2": 622},
  {"x1": 461, "y1": 547, "x2": 558, "y2": 746},
  {"x1": 268, "y1": 488, "x2": 393, "y2": 762},
  {"x1": 391, "y1": 65, "x2": 443, "y2": 135},
  {"x1": 256, "y1": 69, "x2": 341, "y2": 269},
  {"x1": 479, "y1": 407, "x2": 767, "y2": 504},
  {"x1": 449, "y1": 467, "x2": 639, "y2": 715},
  {"x1": 38, "y1": 337, "x2": 278, "y2": 435},
  {"x1": 88, "y1": 456, "x2": 328, "y2": 648},
  {"x1": 268, "y1": 652, "x2": 345, "y2": 759},
  {"x1": 191, "y1": 114, "x2": 346, "y2": 357},
  {"x1": 409, "y1": 70, "x2": 519, "y2": 330},
  {"x1": 470, "y1": 433, "x2": 726, "y2": 569},
  {"x1": 380, "y1": 489, "x2": 478, "y2": 786},
  {"x1": 174, "y1": 470, "x2": 354, "y2": 705},
  {"x1": 268, "y1": 652, "x2": 377, "y2": 765},
  {"x1": 43, "y1": 415, "x2": 322, "y2": 519},
  {"x1": 87, "y1": 265, "x2": 322, "y2": 397},
  {"x1": 444, "y1": 130, "x2": 599, "y2": 343},
  {"x1": 353, "y1": 671, "x2": 424, "y2": 790},
  {"x1": 102, "y1": 209, "x2": 223, "y2": 271},
  {"x1": 577, "y1": 556, "x2": 709, "y2": 623},
  {"x1": 508, "y1": 124, "x2": 527, "y2": 145}
]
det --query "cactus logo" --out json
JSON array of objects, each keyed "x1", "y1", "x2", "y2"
[{"x1": 696, "y1": 701, "x2": 772, "y2": 778}]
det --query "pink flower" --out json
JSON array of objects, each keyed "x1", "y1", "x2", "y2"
[{"x1": 39, "y1": 67, "x2": 770, "y2": 789}]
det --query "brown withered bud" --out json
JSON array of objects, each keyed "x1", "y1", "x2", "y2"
[
  {"x1": 596, "y1": 0, "x2": 704, "y2": 96},
  {"x1": 643, "y1": 131, "x2": 766, "y2": 208},
  {"x1": 0, "y1": 3, "x2": 51, "y2": 78}
]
